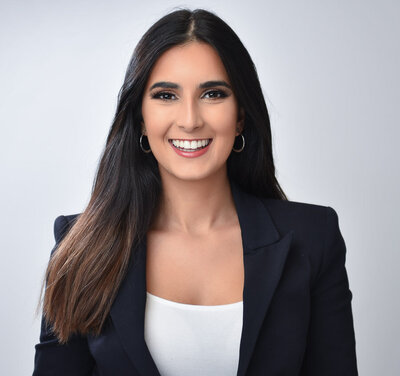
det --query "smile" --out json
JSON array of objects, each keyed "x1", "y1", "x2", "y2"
[
  {"x1": 168, "y1": 138, "x2": 212, "y2": 152},
  {"x1": 168, "y1": 138, "x2": 213, "y2": 158}
]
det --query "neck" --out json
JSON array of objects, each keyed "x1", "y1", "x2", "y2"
[{"x1": 152, "y1": 167, "x2": 237, "y2": 235}]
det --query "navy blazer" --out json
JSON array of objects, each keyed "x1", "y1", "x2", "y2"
[{"x1": 33, "y1": 180, "x2": 358, "y2": 375}]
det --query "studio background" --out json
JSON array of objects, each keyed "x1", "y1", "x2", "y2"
[{"x1": 0, "y1": 1, "x2": 398, "y2": 375}]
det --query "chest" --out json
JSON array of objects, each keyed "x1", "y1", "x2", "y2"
[{"x1": 145, "y1": 225, "x2": 244, "y2": 306}]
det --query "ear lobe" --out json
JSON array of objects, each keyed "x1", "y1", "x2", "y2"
[
  {"x1": 237, "y1": 108, "x2": 245, "y2": 133},
  {"x1": 236, "y1": 109, "x2": 245, "y2": 135},
  {"x1": 238, "y1": 107, "x2": 245, "y2": 121}
]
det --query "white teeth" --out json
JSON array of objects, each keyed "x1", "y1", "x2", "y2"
[{"x1": 171, "y1": 139, "x2": 210, "y2": 150}]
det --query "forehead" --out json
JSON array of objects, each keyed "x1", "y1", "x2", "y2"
[{"x1": 145, "y1": 42, "x2": 230, "y2": 88}]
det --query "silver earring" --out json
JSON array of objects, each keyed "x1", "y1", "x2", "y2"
[
  {"x1": 140, "y1": 134, "x2": 151, "y2": 153},
  {"x1": 232, "y1": 133, "x2": 245, "y2": 152}
]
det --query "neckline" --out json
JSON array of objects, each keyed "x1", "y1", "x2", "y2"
[{"x1": 146, "y1": 291, "x2": 243, "y2": 311}]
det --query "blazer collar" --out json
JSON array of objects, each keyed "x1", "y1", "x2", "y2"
[{"x1": 110, "y1": 179, "x2": 294, "y2": 376}]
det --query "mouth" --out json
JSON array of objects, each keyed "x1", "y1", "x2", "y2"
[{"x1": 168, "y1": 138, "x2": 213, "y2": 152}]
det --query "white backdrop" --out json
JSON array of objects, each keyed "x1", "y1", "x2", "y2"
[{"x1": 1, "y1": 1, "x2": 399, "y2": 375}]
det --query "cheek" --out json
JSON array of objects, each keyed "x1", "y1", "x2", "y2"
[
  {"x1": 142, "y1": 103, "x2": 168, "y2": 138},
  {"x1": 145, "y1": 105, "x2": 175, "y2": 122},
  {"x1": 204, "y1": 103, "x2": 238, "y2": 135},
  {"x1": 205, "y1": 107, "x2": 238, "y2": 159}
]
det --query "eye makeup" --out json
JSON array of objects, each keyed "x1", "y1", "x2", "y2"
[
  {"x1": 149, "y1": 80, "x2": 232, "y2": 91},
  {"x1": 150, "y1": 89, "x2": 229, "y2": 101}
]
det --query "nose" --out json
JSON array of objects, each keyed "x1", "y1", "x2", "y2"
[{"x1": 176, "y1": 96, "x2": 203, "y2": 132}]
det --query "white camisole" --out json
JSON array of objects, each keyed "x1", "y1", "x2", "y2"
[{"x1": 144, "y1": 291, "x2": 243, "y2": 376}]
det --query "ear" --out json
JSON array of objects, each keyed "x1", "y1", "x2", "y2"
[
  {"x1": 236, "y1": 107, "x2": 245, "y2": 135},
  {"x1": 141, "y1": 121, "x2": 146, "y2": 135}
]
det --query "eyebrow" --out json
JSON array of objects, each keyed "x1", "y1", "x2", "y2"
[{"x1": 149, "y1": 80, "x2": 232, "y2": 91}]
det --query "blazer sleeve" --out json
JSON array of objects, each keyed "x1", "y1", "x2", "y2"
[
  {"x1": 300, "y1": 206, "x2": 358, "y2": 375},
  {"x1": 33, "y1": 215, "x2": 95, "y2": 376}
]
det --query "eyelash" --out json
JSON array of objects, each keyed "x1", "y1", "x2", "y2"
[{"x1": 150, "y1": 89, "x2": 228, "y2": 101}]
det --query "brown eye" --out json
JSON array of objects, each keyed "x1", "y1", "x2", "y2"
[
  {"x1": 151, "y1": 91, "x2": 177, "y2": 101},
  {"x1": 203, "y1": 90, "x2": 228, "y2": 99}
]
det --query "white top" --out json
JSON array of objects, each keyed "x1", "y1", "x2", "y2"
[{"x1": 144, "y1": 291, "x2": 243, "y2": 376}]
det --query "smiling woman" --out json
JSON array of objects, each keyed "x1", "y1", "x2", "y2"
[
  {"x1": 33, "y1": 7, "x2": 358, "y2": 376},
  {"x1": 141, "y1": 42, "x2": 244, "y2": 179}
]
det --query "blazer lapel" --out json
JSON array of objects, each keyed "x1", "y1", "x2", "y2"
[
  {"x1": 230, "y1": 181, "x2": 294, "y2": 376},
  {"x1": 110, "y1": 179, "x2": 294, "y2": 376}
]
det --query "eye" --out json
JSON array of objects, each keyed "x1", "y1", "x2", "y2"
[
  {"x1": 151, "y1": 91, "x2": 177, "y2": 101},
  {"x1": 150, "y1": 89, "x2": 229, "y2": 101},
  {"x1": 202, "y1": 90, "x2": 228, "y2": 99}
]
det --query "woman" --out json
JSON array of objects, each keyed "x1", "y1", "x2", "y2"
[{"x1": 33, "y1": 8, "x2": 358, "y2": 376}]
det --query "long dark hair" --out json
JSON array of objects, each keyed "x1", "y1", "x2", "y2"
[{"x1": 38, "y1": 7, "x2": 288, "y2": 344}]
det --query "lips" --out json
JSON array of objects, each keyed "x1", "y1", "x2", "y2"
[
  {"x1": 168, "y1": 138, "x2": 212, "y2": 152},
  {"x1": 169, "y1": 138, "x2": 212, "y2": 158}
]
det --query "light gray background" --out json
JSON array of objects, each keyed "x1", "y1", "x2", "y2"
[{"x1": 1, "y1": 1, "x2": 398, "y2": 375}]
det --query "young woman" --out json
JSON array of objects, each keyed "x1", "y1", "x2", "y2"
[{"x1": 33, "y1": 8, "x2": 358, "y2": 376}]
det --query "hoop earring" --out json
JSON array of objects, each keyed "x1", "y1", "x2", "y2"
[
  {"x1": 140, "y1": 134, "x2": 151, "y2": 153},
  {"x1": 232, "y1": 133, "x2": 245, "y2": 152}
]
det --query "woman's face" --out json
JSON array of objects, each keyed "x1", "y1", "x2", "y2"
[{"x1": 141, "y1": 41, "x2": 244, "y2": 183}]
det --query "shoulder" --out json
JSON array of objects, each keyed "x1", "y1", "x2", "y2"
[
  {"x1": 52, "y1": 213, "x2": 81, "y2": 243},
  {"x1": 259, "y1": 198, "x2": 345, "y2": 281},
  {"x1": 260, "y1": 197, "x2": 340, "y2": 233}
]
